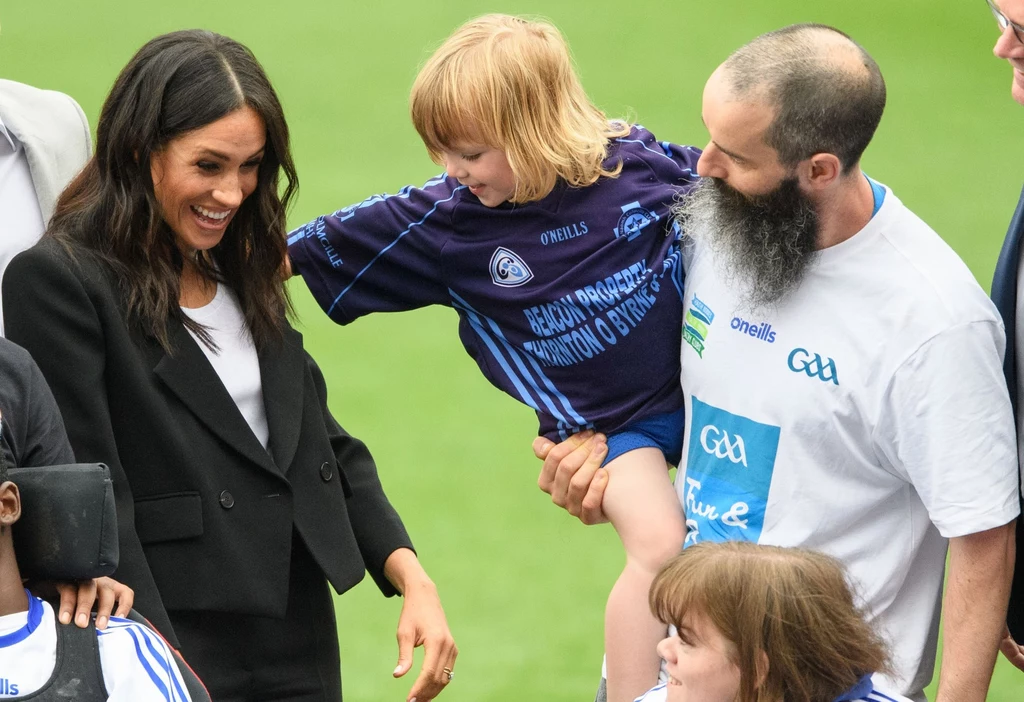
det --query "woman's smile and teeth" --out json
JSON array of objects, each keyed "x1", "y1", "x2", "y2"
[{"x1": 190, "y1": 204, "x2": 234, "y2": 228}]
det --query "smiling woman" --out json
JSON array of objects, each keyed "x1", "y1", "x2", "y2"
[
  {"x1": 1, "y1": 29, "x2": 456, "y2": 702},
  {"x1": 150, "y1": 107, "x2": 265, "y2": 260}
]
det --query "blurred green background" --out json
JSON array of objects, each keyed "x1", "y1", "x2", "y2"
[{"x1": 2, "y1": 1, "x2": 1023, "y2": 699}]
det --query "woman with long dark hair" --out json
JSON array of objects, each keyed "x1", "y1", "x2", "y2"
[{"x1": 3, "y1": 29, "x2": 456, "y2": 702}]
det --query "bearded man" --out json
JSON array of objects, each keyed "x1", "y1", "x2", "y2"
[{"x1": 536, "y1": 24, "x2": 1020, "y2": 702}]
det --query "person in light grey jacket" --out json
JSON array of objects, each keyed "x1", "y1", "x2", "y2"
[{"x1": 0, "y1": 78, "x2": 91, "y2": 334}]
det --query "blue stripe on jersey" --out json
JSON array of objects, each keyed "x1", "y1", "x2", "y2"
[
  {"x1": 450, "y1": 294, "x2": 583, "y2": 438},
  {"x1": 100, "y1": 619, "x2": 189, "y2": 702},
  {"x1": 865, "y1": 175, "x2": 886, "y2": 218},
  {"x1": 136, "y1": 623, "x2": 188, "y2": 702},
  {"x1": 324, "y1": 183, "x2": 466, "y2": 316},
  {"x1": 667, "y1": 228, "x2": 685, "y2": 302},
  {"x1": 449, "y1": 295, "x2": 548, "y2": 416},
  {"x1": 286, "y1": 179, "x2": 447, "y2": 247},
  {"x1": 449, "y1": 290, "x2": 588, "y2": 435},
  {"x1": 865, "y1": 692, "x2": 901, "y2": 702},
  {"x1": 120, "y1": 626, "x2": 174, "y2": 702},
  {"x1": 615, "y1": 133, "x2": 694, "y2": 173},
  {"x1": 0, "y1": 594, "x2": 43, "y2": 647},
  {"x1": 634, "y1": 682, "x2": 666, "y2": 701}
]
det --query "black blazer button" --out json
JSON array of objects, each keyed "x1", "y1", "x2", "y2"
[
  {"x1": 219, "y1": 490, "x2": 235, "y2": 509},
  {"x1": 320, "y1": 461, "x2": 334, "y2": 482}
]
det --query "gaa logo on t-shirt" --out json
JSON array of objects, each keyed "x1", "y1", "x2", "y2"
[
  {"x1": 489, "y1": 247, "x2": 534, "y2": 287},
  {"x1": 682, "y1": 397, "x2": 780, "y2": 546}
]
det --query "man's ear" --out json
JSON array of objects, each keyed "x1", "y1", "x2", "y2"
[
  {"x1": 798, "y1": 152, "x2": 842, "y2": 192},
  {"x1": 0, "y1": 482, "x2": 22, "y2": 530}
]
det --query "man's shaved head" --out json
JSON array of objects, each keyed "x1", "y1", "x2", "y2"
[{"x1": 719, "y1": 24, "x2": 886, "y2": 173}]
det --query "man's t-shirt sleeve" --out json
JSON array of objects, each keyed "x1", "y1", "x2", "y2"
[
  {"x1": 874, "y1": 320, "x2": 1020, "y2": 538},
  {"x1": 97, "y1": 618, "x2": 193, "y2": 701},
  {"x1": 286, "y1": 176, "x2": 457, "y2": 324}
]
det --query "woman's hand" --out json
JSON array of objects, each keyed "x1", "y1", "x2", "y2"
[{"x1": 384, "y1": 548, "x2": 458, "y2": 701}]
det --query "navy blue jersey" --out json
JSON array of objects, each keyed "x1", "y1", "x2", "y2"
[{"x1": 289, "y1": 126, "x2": 700, "y2": 440}]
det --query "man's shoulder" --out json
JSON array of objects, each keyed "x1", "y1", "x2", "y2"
[
  {"x1": 867, "y1": 190, "x2": 998, "y2": 326},
  {"x1": 0, "y1": 79, "x2": 85, "y2": 128}
]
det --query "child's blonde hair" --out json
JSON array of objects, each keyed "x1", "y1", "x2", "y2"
[{"x1": 410, "y1": 14, "x2": 630, "y2": 203}]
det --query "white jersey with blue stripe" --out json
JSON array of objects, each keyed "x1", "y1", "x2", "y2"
[
  {"x1": 0, "y1": 597, "x2": 192, "y2": 700},
  {"x1": 633, "y1": 674, "x2": 914, "y2": 702}
]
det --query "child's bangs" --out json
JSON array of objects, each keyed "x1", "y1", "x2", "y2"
[
  {"x1": 411, "y1": 52, "x2": 502, "y2": 160},
  {"x1": 649, "y1": 554, "x2": 713, "y2": 631}
]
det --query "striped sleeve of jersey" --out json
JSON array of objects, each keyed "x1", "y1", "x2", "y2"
[
  {"x1": 633, "y1": 682, "x2": 667, "y2": 702},
  {"x1": 287, "y1": 175, "x2": 457, "y2": 324},
  {"x1": 614, "y1": 125, "x2": 701, "y2": 189},
  {"x1": 97, "y1": 617, "x2": 192, "y2": 702}
]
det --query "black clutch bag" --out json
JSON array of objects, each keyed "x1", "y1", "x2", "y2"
[{"x1": 9, "y1": 463, "x2": 119, "y2": 581}]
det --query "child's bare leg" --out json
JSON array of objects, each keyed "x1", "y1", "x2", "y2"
[{"x1": 600, "y1": 447, "x2": 685, "y2": 702}]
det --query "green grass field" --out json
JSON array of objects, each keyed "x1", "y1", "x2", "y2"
[{"x1": 4, "y1": 1, "x2": 1024, "y2": 699}]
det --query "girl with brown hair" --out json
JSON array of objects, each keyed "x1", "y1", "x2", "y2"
[{"x1": 637, "y1": 541, "x2": 913, "y2": 702}]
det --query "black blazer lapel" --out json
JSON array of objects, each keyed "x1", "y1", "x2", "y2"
[
  {"x1": 259, "y1": 325, "x2": 306, "y2": 476},
  {"x1": 153, "y1": 321, "x2": 282, "y2": 478},
  {"x1": 992, "y1": 184, "x2": 1024, "y2": 416}
]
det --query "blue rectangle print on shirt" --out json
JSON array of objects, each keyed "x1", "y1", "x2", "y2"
[{"x1": 683, "y1": 396, "x2": 781, "y2": 545}]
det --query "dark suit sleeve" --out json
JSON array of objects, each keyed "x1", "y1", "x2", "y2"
[
  {"x1": 19, "y1": 347, "x2": 75, "y2": 468},
  {"x1": 305, "y1": 351, "x2": 413, "y2": 597},
  {"x1": 2, "y1": 245, "x2": 176, "y2": 642}
]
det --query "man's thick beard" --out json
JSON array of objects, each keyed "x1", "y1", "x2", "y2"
[{"x1": 675, "y1": 176, "x2": 820, "y2": 311}]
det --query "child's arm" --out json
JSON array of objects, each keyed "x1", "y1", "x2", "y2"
[{"x1": 287, "y1": 175, "x2": 459, "y2": 324}]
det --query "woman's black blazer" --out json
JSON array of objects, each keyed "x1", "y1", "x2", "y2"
[{"x1": 3, "y1": 238, "x2": 413, "y2": 644}]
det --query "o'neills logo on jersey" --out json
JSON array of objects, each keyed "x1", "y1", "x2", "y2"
[
  {"x1": 0, "y1": 680, "x2": 20, "y2": 695},
  {"x1": 489, "y1": 247, "x2": 534, "y2": 287},
  {"x1": 613, "y1": 201, "x2": 658, "y2": 241},
  {"x1": 730, "y1": 316, "x2": 776, "y2": 343}
]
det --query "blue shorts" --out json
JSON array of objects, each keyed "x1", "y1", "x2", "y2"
[{"x1": 603, "y1": 407, "x2": 685, "y2": 467}]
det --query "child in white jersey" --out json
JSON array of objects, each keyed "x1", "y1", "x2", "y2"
[
  {"x1": 0, "y1": 414, "x2": 195, "y2": 701},
  {"x1": 636, "y1": 541, "x2": 913, "y2": 702},
  {"x1": 287, "y1": 14, "x2": 700, "y2": 702}
]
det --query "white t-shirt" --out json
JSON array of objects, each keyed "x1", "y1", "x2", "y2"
[
  {"x1": 183, "y1": 284, "x2": 269, "y2": 448},
  {"x1": 677, "y1": 186, "x2": 1020, "y2": 700},
  {"x1": 0, "y1": 596, "x2": 192, "y2": 700},
  {"x1": 634, "y1": 674, "x2": 912, "y2": 702}
]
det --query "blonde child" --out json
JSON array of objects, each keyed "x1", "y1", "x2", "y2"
[{"x1": 288, "y1": 15, "x2": 700, "y2": 701}]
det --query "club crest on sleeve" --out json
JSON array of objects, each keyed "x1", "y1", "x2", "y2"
[
  {"x1": 614, "y1": 201, "x2": 658, "y2": 241},
  {"x1": 489, "y1": 247, "x2": 534, "y2": 287}
]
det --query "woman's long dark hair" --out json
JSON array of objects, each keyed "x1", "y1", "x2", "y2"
[{"x1": 49, "y1": 29, "x2": 297, "y2": 351}]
